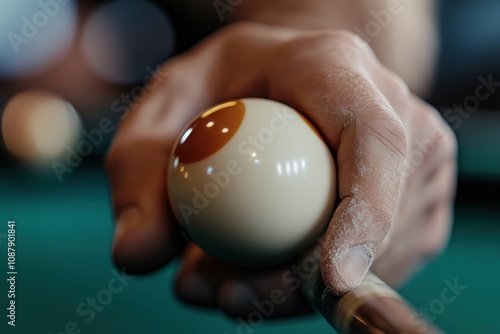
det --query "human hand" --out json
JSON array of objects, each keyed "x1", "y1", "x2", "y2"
[{"x1": 106, "y1": 22, "x2": 456, "y2": 318}]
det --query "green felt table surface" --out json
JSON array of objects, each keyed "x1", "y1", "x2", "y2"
[{"x1": 0, "y1": 161, "x2": 499, "y2": 334}]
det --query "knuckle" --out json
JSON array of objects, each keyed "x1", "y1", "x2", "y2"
[
  {"x1": 218, "y1": 22, "x2": 273, "y2": 49},
  {"x1": 281, "y1": 30, "x2": 369, "y2": 65},
  {"x1": 314, "y1": 30, "x2": 365, "y2": 47},
  {"x1": 164, "y1": 65, "x2": 189, "y2": 95},
  {"x1": 411, "y1": 107, "x2": 457, "y2": 167},
  {"x1": 323, "y1": 30, "x2": 369, "y2": 56},
  {"x1": 432, "y1": 126, "x2": 457, "y2": 164},
  {"x1": 361, "y1": 109, "x2": 408, "y2": 160},
  {"x1": 294, "y1": 30, "x2": 354, "y2": 45},
  {"x1": 269, "y1": 32, "x2": 380, "y2": 108},
  {"x1": 386, "y1": 72, "x2": 410, "y2": 103},
  {"x1": 435, "y1": 124, "x2": 457, "y2": 162}
]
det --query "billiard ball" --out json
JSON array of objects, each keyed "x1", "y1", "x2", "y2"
[{"x1": 167, "y1": 98, "x2": 336, "y2": 266}]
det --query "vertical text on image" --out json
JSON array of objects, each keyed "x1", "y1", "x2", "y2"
[{"x1": 6, "y1": 220, "x2": 17, "y2": 327}]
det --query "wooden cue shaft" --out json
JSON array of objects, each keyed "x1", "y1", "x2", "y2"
[{"x1": 302, "y1": 270, "x2": 444, "y2": 334}]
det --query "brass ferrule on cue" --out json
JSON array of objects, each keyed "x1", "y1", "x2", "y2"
[{"x1": 302, "y1": 270, "x2": 444, "y2": 334}]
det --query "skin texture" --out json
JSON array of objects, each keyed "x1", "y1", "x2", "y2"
[{"x1": 106, "y1": 1, "x2": 456, "y2": 319}]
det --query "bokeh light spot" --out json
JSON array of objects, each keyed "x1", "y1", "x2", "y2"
[
  {"x1": 2, "y1": 90, "x2": 82, "y2": 163},
  {"x1": 0, "y1": 1, "x2": 77, "y2": 78},
  {"x1": 81, "y1": 0, "x2": 175, "y2": 84}
]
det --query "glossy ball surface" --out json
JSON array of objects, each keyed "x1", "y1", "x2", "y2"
[{"x1": 168, "y1": 98, "x2": 336, "y2": 266}]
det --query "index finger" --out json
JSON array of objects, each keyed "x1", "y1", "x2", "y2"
[{"x1": 105, "y1": 69, "x2": 199, "y2": 273}]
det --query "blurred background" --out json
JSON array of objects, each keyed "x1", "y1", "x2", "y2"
[{"x1": 0, "y1": 0, "x2": 499, "y2": 333}]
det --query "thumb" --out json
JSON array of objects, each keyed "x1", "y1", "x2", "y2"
[{"x1": 319, "y1": 99, "x2": 407, "y2": 295}]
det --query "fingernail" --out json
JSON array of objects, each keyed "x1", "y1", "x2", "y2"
[
  {"x1": 114, "y1": 207, "x2": 142, "y2": 243},
  {"x1": 220, "y1": 282, "x2": 258, "y2": 316},
  {"x1": 334, "y1": 245, "x2": 373, "y2": 290}
]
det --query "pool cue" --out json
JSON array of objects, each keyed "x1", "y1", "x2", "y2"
[{"x1": 302, "y1": 269, "x2": 444, "y2": 334}]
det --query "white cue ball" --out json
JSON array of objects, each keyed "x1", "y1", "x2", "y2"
[{"x1": 167, "y1": 98, "x2": 336, "y2": 266}]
